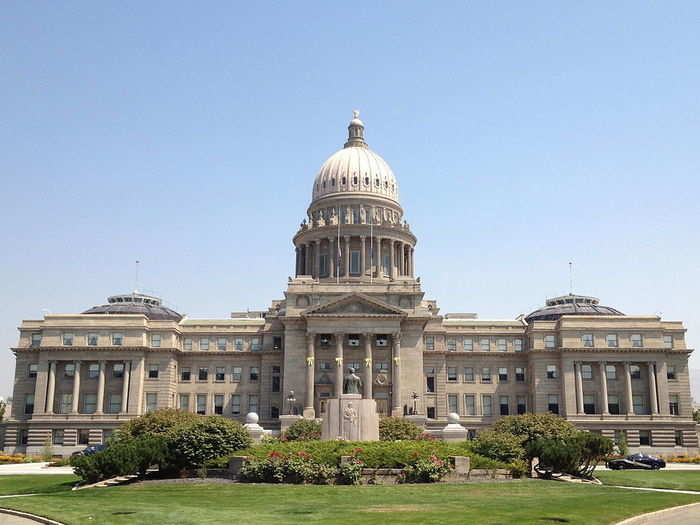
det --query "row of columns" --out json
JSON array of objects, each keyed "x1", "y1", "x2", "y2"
[
  {"x1": 295, "y1": 236, "x2": 414, "y2": 279},
  {"x1": 303, "y1": 333, "x2": 401, "y2": 418},
  {"x1": 574, "y1": 361, "x2": 660, "y2": 416}
]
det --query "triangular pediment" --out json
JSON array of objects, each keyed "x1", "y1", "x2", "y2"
[{"x1": 302, "y1": 293, "x2": 406, "y2": 317}]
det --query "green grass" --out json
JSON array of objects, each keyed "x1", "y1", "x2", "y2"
[
  {"x1": 0, "y1": 474, "x2": 78, "y2": 495},
  {"x1": 597, "y1": 470, "x2": 700, "y2": 491},
  {"x1": 0, "y1": 479, "x2": 699, "y2": 524}
]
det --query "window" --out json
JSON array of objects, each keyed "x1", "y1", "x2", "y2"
[
  {"x1": 448, "y1": 394, "x2": 458, "y2": 414},
  {"x1": 350, "y1": 251, "x2": 360, "y2": 275},
  {"x1": 480, "y1": 338, "x2": 490, "y2": 351},
  {"x1": 375, "y1": 362, "x2": 389, "y2": 372},
  {"x1": 52, "y1": 430, "x2": 64, "y2": 446},
  {"x1": 667, "y1": 366, "x2": 677, "y2": 380},
  {"x1": 200, "y1": 338, "x2": 209, "y2": 351},
  {"x1": 215, "y1": 367, "x2": 225, "y2": 382},
  {"x1": 497, "y1": 338, "x2": 507, "y2": 352},
  {"x1": 463, "y1": 338, "x2": 473, "y2": 351},
  {"x1": 675, "y1": 430, "x2": 684, "y2": 446},
  {"x1": 547, "y1": 395, "x2": 559, "y2": 414},
  {"x1": 181, "y1": 367, "x2": 191, "y2": 381},
  {"x1": 184, "y1": 338, "x2": 193, "y2": 351},
  {"x1": 513, "y1": 367, "x2": 524, "y2": 382},
  {"x1": 30, "y1": 333, "x2": 42, "y2": 347},
  {"x1": 88, "y1": 363, "x2": 99, "y2": 379},
  {"x1": 631, "y1": 334, "x2": 643, "y2": 347},
  {"x1": 544, "y1": 335, "x2": 555, "y2": 349},
  {"x1": 517, "y1": 395, "x2": 527, "y2": 415},
  {"x1": 63, "y1": 333, "x2": 74, "y2": 346},
  {"x1": 113, "y1": 363, "x2": 125, "y2": 378},
  {"x1": 83, "y1": 393, "x2": 97, "y2": 414},
  {"x1": 320, "y1": 334, "x2": 331, "y2": 347},
  {"x1": 271, "y1": 406, "x2": 280, "y2": 419},
  {"x1": 319, "y1": 254, "x2": 328, "y2": 276},
  {"x1": 583, "y1": 395, "x2": 595, "y2": 415},
  {"x1": 499, "y1": 396, "x2": 509, "y2": 415},
  {"x1": 28, "y1": 364, "x2": 38, "y2": 379},
  {"x1": 498, "y1": 368, "x2": 508, "y2": 382},
  {"x1": 231, "y1": 394, "x2": 241, "y2": 415},
  {"x1": 179, "y1": 394, "x2": 190, "y2": 411},
  {"x1": 639, "y1": 430, "x2": 651, "y2": 446},
  {"x1": 376, "y1": 335, "x2": 389, "y2": 347},
  {"x1": 112, "y1": 333, "x2": 123, "y2": 346},
  {"x1": 464, "y1": 367, "x2": 474, "y2": 383},
  {"x1": 482, "y1": 395, "x2": 493, "y2": 416},
  {"x1": 198, "y1": 367, "x2": 209, "y2": 381},
  {"x1": 581, "y1": 364, "x2": 592, "y2": 380},
  {"x1": 196, "y1": 394, "x2": 207, "y2": 415},
  {"x1": 608, "y1": 395, "x2": 620, "y2": 415},
  {"x1": 64, "y1": 363, "x2": 75, "y2": 377},
  {"x1": 546, "y1": 365, "x2": 558, "y2": 379},
  {"x1": 217, "y1": 338, "x2": 227, "y2": 351},
  {"x1": 235, "y1": 338, "x2": 244, "y2": 351},
  {"x1": 382, "y1": 254, "x2": 390, "y2": 276},
  {"x1": 18, "y1": 429, "x2": 29, "y2": 446},
  {"x1": 427, "y1": 407, "x2": 436, "y2": 419},
  {"x1": 148, "y1": 365, "x2": 159, "y2": 379},
  {"x1": 145, "y1": 393, "x2": 157, "y2": 413},
  {"x1": 663, "y1": 335, "x2": 673, "y2": 349},
  {"x1": 605, "y1": 364, "x2": 616, "y2": 380},
  {"x1": 214, "y1": 394, "x2": 224, "y2": 415},
  {"x1": 447, "y1": 367, "x2": 457, "y2": 382},
  {"x1": 249, "y1": 367, "x2": 259, "y2": 382},
  {"x1": 273, "y1": 336, "x2": 283, "y2": 350},
  {"x1": 582, "y1": 334, "x2": 593, "y2": 347},
  {"x1": 514, "y1": 338, "x2": 523, "y2": 352},
  {"x1": 447, "y1": 339, "x2": 457, "y2": 352},
  {"x1": 151, "y1": 334, "x2": 161, "y2": 348},
  {"x1": 272, "y1": 366, "x2": 281, "y2": 393},
  {"x1": 251, "y1": 337, "x2": 262, "y2": 351},
  {"x1": 248, "y1": 394, "x2": 259, "y2": 414},
  {"x1": 232, "y1": 367, "x2": 242, "y2": 382},
  {"x1": 24, "y1": 394, "x2": 34, "y2": 415},
  {"x1": 425, "y1": 336, "x2": 435, "y2": 351},
  {"x1": 425, "y1": 368, "x2": 435, "y2": 392},
  {"x1": 87, "y1": 333, "x2": 99, "y2": 346},
  {"x1": 108, "y1": 394, "x2": 121, "y2": 413},
  {"x1": 78, "y1": 429, "x2": 90, "y2": 446},
  {"x1": 606, "y1": 334, "x2": 618, "y2": 348},
  {"x1": 670, "y1": 395, "x2": 679, "y2": 415},
  {"x1": 465, "y1": 394, "x2": 476, "y2": 416},
  {"x1": 633, "y1": 395, "x2": 644, "y2": 415},
  {"x1": 630, "y1": 365, "x2": 641, "y2": 379}
]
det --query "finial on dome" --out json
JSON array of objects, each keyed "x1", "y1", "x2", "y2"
[
  {"x1": 344, "y1": 109, "x2": 367, "y2": 148},
  {"x1": 353, "y1": 109, "x2": 360, "y2": 119}
]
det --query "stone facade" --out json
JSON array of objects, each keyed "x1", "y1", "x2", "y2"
[{"x1": 2, "y1": 113, "x2": 697, "y2": 456}]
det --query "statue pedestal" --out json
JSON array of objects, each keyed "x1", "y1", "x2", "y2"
[{"x1": 321, "y1": 394, "x2": 379, "y2": 441}]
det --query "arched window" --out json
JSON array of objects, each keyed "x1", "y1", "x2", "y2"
[
  {"x1": 342, "y1": 177, "x2": 346, "y2": 185},
  {"x1": 364, "y1": 176, "x2": 369, "y2": 185},
  {"x1": 353, "y1": 176, "x2": 358, "y2": 185},
  {"x1": 331, "y1": 178, "x2": 336, "y2": 186},
  {"x1": 375, "y1": 178, "x2": 380, "y2": 186}
]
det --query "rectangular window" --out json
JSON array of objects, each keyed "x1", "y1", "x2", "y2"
[
  {"x1": 151, "y1": 334, "x2": 161, "y2": 348},
  {"x1": 631, "y1": 334, "x2": 643, "y2": 347},
  {"x1": 605, "y1": 364, "x2": 616, "y2": 380},
  {"x1": 108, "y1": 394, "x2": 121, "y2": 414},
  {"x1": 181, "y1": 367, "x2": 191, "y2": 381},
  {"x1": 515, "y1": 367, "x2": 525, "y2": 382},
  {"x1": 463, "y1": 338, "x2": 473, "y2": 351},
  {"x1": 382, "y1": 254, "x2": 390, "y2": 276},
  {"x1": 481, "y1": 367, "x2": 491, "y2": 384},
  {"x1": 19, "y1": 429, "x2": 29, "y2": 446},
  {"x1": 58, "y1": 393, "x2": 72, "y2": 413},
  {"x1": 482, "y1": 395, "x2": 493, "y2": 416},
  {"x1": 581, "y1": 364, "x2": 593, "y2": 380},
  {"x1": 319, "y1": 254, "x2": 328, "y2": 276},
  {"x1": 145, "y1": 393, "x2": 157, "y2": 413},
  {"x1": 235, "y1": 338, "x2": 244, "y2": 351},
  {"x1": 350, "y1": 251, "x2": 360, "y2": 275},
  {"x1": 78, "y1": 429, "x2": 90, "y2": 446},
  {"x1": 608, "y1": 395, "x2": 620, "y2": 415},
  {"x1": 215, "y1": 367, "x2": 225, "y2": 382},
  {"x1": 633, "y1": 395, "x2": 644, "y2": 415},
  {"x1": 669, "y1": 395, "x2": 679, "y2": 415},
  {"x1": 198, "y1": 367, "x2": 208, "y2": 381},
  {"x1": 465, "y1": 394, "x2": 475, "y2": 416},
  {"x1": 517, "y1": 395, "x2": 527, "y2": 415},
  {"x1": 497, "y1": 338, "x2": 507, "y2": 352},
  {"x1": 498, "y1": 367, "x2": 508, "y2": 382},
  {"x1": 53, "y1": 430, "x2": 64, "y2": 446},
  {"x1": 479, "y1": 338, "x2": 490, "y2": 351},
  {"x1": 630, "y1": 365, "x2": 641, "y2": 379},
  {"x1": 583, "y1": 394, "x2": 595, "y2": 415},
  {"x1": 251, "y1": 337, "x2": 262, "y2": 351},
  {"x1": 30, "y1": 333, "x2": 42, "y2": 347},
  {"x1": 320, "y1": 334, "x2": 332, "y2": 347},
  {"x1": 427, "y1": 407, "x2": 436, "y2": 419},
  {"x1": 663, "y1": 335, "x2": 673, "y2": 349},
  {"x1": 63, "y1": 333, "x2": 74, "y2": 346},
  {"x1": 675, "y1": 430, "x2": 683, "y2": 446},
  {"x1": 87, "y1": 363, "x2": 99, "y2": 379},
  {"x1": 196, "y1": 394, "x2": 207, "y2": 415},
  {"x1": 425, "y1": 336, "x2": 434, "y2": 351},
  {"x1": 184, "y1": 338, "x2": 193, "y2": 351},
  {"x1": 639, "y1": 430, "x2": 651, "y2": 446},
  {"x1": 113, "y1": 363, "x2": 125, "y2": 378},
  {"x1": 273, "y1": 336, "x2": 283, "y2": 350},
  {"x1": 179, "y1": 394, "x2": 190, "y2": 411},
  {"x1": 547, "y1": 394, "x2": 559, "y2": 414},
  {"x1": 447, "y1": 367, "x2": 457, "y2": 382},
  {"x1": 83, "y1": 393, "x2": 97, "y2": 414},
  {"x1": 447, "y1": 339, "x2": 457, "y2": 352},
  {"x1": 606, "y1": 334, "x2": 618, "y2": 348},
  {"x1": 272, "y1": 366, "x2": 281, "y2": 393},
  {"x1": 248, "y1": 394, "x2": 259, "y2": 414},
  {"x1": 425, "y1": 368, "x2": 435, "y2": 392},
  {"x1": 24, "y1": 394, "x2": 34, "y2": 415},
  {"x1": 514, "y1": 338, "x2": 523, "y2": 352},
  {"x1": 667, "y1": 366, "x2": 677, "y2": 380},
  {"x1": 499, "y1": 396, "x2": 509, "y2": 415},
  {"x1": 464, "y1": 367, "x2": 474, "y2": 383},
  {"x1": 217, "y1": 338, "x2": 227, "y2": 351},
  {"x1": 232, "y1": 367, "x2": 242, "y2": 382},
  {"x1": 374, "y1": 362, "x2": 389, "y2": 372},
  {"x1": 231, "y1": 394, "x2": 241, "y2": 415},
  {"x1": 87, "y1": 333, "x2": 99, "y2": 346},
  {"x1": 544, "y1": 335, "x2": 555, "y2": 348},
  {"x1": 582, "y1": 334, "x2": 593, "y2": 347},
  {"x1": 448, "y1": 394, "x2": 458, "y2": 414},
  {"x1": 249, "y1": 367, "x2": 259, "y2": 382},
  {"x1": 200, "y1": 338, "x2": 209, "y2": 351},
  {"x1": 546, "y1": 365, "x2": 558, "y2": 379},
  {"x1": 28, "y1": 363, "x2": 38, "y2": 379},
  {"x1": 112, "y1": 333, "x2": 123, "y2": 346},
  {"x1": 214, "y1": 394, "x2": 224, "y2": 415},
  {"x1": 375, "y1": 335, "x2": 389, "y2": 347},
  {"x1": 148, "y1": 365, "x2": 159, "y2": 379},
  {"x1": 64, "y1": 363, "x2": 75, "y2": 377}
]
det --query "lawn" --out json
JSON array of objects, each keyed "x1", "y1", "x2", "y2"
[
  {"x1": 0, "y1": 479, "x2": 699, "y2": 525},
  {"x1": 597, "y1": 470, "x2": 700, "y2": 491},
  {"x1": 0, "y1": 475, "x2": 78, "y2": 495}
]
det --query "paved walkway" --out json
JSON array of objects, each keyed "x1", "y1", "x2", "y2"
[
  {"x1": 0, "y1": 464, "x2": 73, "y2": 476},
  {"x1": 616, "y1": 502, "x2": 700, "y2": 524},
  {"x1": 0, "y1": 514, "x2": 42, "y2": 525}
]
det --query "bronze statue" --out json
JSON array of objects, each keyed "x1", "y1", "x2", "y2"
[{"x1": 343, "y1": 367, "x2": 362, "y2": 394}]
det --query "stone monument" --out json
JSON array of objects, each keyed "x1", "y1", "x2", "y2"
[{"x1": 321, "y1": 367, "x2": 379, "y2": 441}]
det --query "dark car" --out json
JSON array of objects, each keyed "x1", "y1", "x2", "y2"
[
  {"x1": 607, "y1": 454, "x2": 666, "y2": 470},
  {"x1": 71, "y1": 444, "x2": 107, "y2": 457}
]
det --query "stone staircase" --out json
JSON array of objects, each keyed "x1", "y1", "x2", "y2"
[{"x1": 73, "y1": 474, "x2": 139, "y2": 490}]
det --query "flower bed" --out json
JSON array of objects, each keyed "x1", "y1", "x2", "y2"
[{"x1": 0, "y1": 455, "x2": 41, "y2": 464}]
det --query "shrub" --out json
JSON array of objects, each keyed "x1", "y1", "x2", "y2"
[
  {"x1": 337, "y1": 458, "x2": 363, "y2": 485},
  {"x1": 401, "y1": 455, "x2": 452, "y2": 483},
  {"x1": 240, "y1": 452, "x2": 337, "y2": 484},
  {"x1": 493, "y1": 414, "x2": 578, "y2": 457},
  {"x1": 528, "y1": 431, "x2": 614, "y2": 479},
  {"x1": 282, "y1": 419, "x2": 321, "y2": 442},
  {"x1": 471, "y1": 430, "x2": 525, "y2": 463},
  {"x1": 116, "y1": 409, "x2": 200, "y2": 440},
  {"x1": 615, "y1": 435, "x2": 629, "y2": 457},
  {"x1": 509, "y1": 459, "x2": 529, "y2": 479},
  {"x1": 379, "y1": 417, "x2": 422, "y2": 441},
  {"x1": 169, "y1": 416, "x2": 252, "y2": 469}
]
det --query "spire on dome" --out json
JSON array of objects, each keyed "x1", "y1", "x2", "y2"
[{"x1": 344, "y1": 110, "x2": 368, "y2": 148}]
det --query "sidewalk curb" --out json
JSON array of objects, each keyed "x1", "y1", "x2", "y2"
[
  {"x1": 0, "y1": 508, "x2": 65, "y2": 525},
  {"x1": 615, "y1": 501, "x2": 700, "y2": 525}
]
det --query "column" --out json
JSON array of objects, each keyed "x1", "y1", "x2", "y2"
[
  {"x1": 376, "y1": 236, "x2": 383, "y2": 276},
  {"x1": 391, "y1": 332, "x2": 401, "y2": 416},
  {"x1": 360, "y1": 236, "x2": 366, "y2": 276},
  {"x1": 121, "y1": 361, "x2": 130, "y2": 413},
  {"x1": 599, "y1": 362, "x2": 609, "y2": 415},
  {"x1": 314, "y1": 239, "x2": 321, "y2": 278},
  {"x1": 304, "y1": 334, "x2": 315, "y2": 417},
  {"x1": 135, "y1": 356, "x2": 146, "y2": 415},
  {"x1": 648, "y1": 362, "x2": 659, "y2": 415},
  {"x1": 95, "y1": 360, "x2": 105, "y2": 415},
  {"x1": 409, "y1": 247, "x2": 415, "y2": 277},
  {"x1": 344, "y1": 236, "x2": 350, "y2": 277},
  {"x1": 71, "y1": 361, "x2": 81, "y2": 414},
  {"x1": 295, "y1": 247, "x2": 300, "y2": 276},
  {"x1": 389, "y1": 240, "x2": 396, "y2": 279},
  {"x1": 398, "y1": 242, "x2": 404, "y2": 276},
  {"x1": 657, "y1": 361, "x2": 670, "y2": 415},
  {"x1": 363, "y1": 333, "x2": 373, "y2": 399},
  {"x1": 304, "y1": 243, "x2": 311, "y2": 275},
  {"x1": 624, "y1": 362, "x2": 634, "y2": 415},
  {"x1": 335, "y1": 333, "x2": 344, "y2": 397},
  {"x1": 46, "y1": 361, "x2": 56, "y2": 414},
  {"x1": 329, "y1": 237, "x2": 335, "y2": 279},
  {"x1": 575, "y1": 362, "x2": 584, "y2": 414}
]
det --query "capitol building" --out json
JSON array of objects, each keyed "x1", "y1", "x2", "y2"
[{"x1": 3, "y1": 113, "x2": 697, "y2": 456}]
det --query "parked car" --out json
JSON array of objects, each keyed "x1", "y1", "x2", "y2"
[
  {"x1": 607, "y1": 454, "x2": 666, "y2": 470},
  {"x1": 71, "y1": 444, "x2": 107, "y2": 457}
]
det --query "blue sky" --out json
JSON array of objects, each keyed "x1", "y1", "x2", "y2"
[{"x1": 1, "y1": 2, "x2": 699, "y2": 398}]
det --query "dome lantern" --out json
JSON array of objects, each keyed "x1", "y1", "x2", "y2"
[{"x1": 344, "y1": 110, "x2": 367, "y2": 148}]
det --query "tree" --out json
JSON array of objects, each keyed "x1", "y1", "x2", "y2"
[
  {"x1": 493, "y1": 414, "x2": 579, "y2": 456},
  {"x1": 116, "y1": 409, "x2": 200, "y2": 440},
  {"x1": 527, "y1": 432, "x2": 614, "y2": 479}
]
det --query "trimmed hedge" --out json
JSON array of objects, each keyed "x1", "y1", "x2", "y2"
[
  {"x1": 281, "y1": 419, "x2": 322, "y2": 442},
  {"x1": 378, "y1": 417, "x2": 422, "y2": 441}
]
